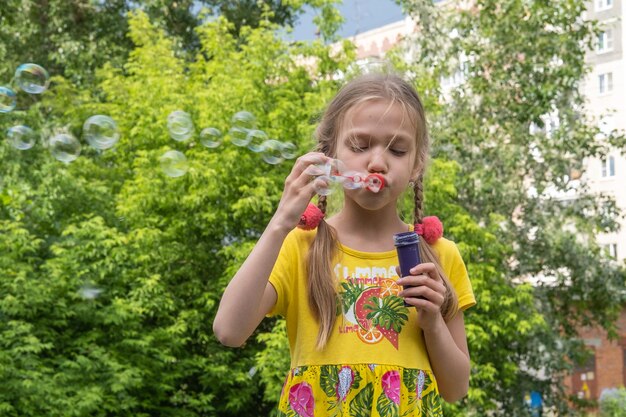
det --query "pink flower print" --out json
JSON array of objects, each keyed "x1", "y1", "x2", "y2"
[
  {"x1": 289, "y1": 382, "x2": 315, "y2": 417},
  {"x1": 336, "y1": 366, "x2": 354, "y2": 401},
  {"x1": 416, "y1": 370, "x2": 425, "y2": 400},
  {"x1": 382, "y1": 370, "x2": 401, "y2": 405}
]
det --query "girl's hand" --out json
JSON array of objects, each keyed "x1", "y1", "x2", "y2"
[
  {"x1": 272, "y1": 152, "x2": 331, "y2": 231},
  {"x1": 396, "y1": 263, "x2": 447, "y2": 331}
]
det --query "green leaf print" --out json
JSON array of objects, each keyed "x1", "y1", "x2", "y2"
[
  {"x1": 376, "y1": 390, "x2": 399, "y2": 417},
  {"x1": 320, "y1": 366, "x2": 339, "y2": 398},
  {"x1": 338, "y1": 281, "x2": 366, "y2": 316},
  {"x1": 403, "y1": 369, "x2": 417, "y2": 393},
  {"x1": 349, "y1": 382, "x2": 374, "y2": 417},
  {"x1": 365, "y1": 295, "x2": 408, "y2": 332},
  {"x1": 420, "y1": 390, "x2": 443, "y2": 417}
]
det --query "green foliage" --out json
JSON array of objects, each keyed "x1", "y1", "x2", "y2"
[
  {"x1": 0, "y1": 8, "x2": 353, "y2": 416},
  {"x1": 599, "y1": 387, "x2": 626, "y2": 417},
  {"x1": 397, "y1": 0, "x2": 626, "y2": 415}
]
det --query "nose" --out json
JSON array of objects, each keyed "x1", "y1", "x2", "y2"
[{"x1": 367, "y1": 150, "x2": 387, "y2": 174}]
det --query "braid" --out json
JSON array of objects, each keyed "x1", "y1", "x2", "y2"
[
  {"x1": 317, "y1": 195, "x2": 327, "y2": 215},
  {"x1": 413, "y1": 173, "x2": 424, "y2": 225}
]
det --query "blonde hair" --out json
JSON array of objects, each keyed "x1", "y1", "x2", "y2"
[{"x1": 308, "y1": 73, "x2": 459, "y2": 349}]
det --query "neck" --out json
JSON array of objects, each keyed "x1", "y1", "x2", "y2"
[{"x1": 327, "y1": 201, "x2": 408, "y2": 252}]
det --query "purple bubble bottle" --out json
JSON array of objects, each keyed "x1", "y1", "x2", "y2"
[{"x1": 393, "y1": 231, "x2": 422, "y2": 306}]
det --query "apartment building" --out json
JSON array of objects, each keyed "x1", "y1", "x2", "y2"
[{"x1": 342, "y1": 0, "x2": 626, "y2": 404}]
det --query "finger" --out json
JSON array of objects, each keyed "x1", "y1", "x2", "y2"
[
  {"x1": 409, "y1": 263, "x2": 440, "y2": 281},
  {"x1": 400, "y1": 285, "x2": 445, "y2": 306}
]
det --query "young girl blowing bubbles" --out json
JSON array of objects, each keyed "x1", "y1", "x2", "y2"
[{"x1": 213, "y1": 73, "x2": 476, "y2": 416}]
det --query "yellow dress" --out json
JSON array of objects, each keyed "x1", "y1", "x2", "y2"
[{"x1": 269, "y1": 228, "x2": 476, "y2": 417}]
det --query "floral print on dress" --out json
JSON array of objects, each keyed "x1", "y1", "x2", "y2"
[
  {"x1": 277, "y1": 365, "x2": 441, "y2": 417},
  {"x1": 336, "y1": 366, "x2": 354, "y2": 401},
  {"x1": 289, "y1": 382, "x2": 315, "y2": 417},
  {"x1": 381, "y1": 370, "x2": 401, "y2": 404}
]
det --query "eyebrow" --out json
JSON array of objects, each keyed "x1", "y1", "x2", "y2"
[{"x1": 344, "y1": 129, "x2": 413, "y2": 146}]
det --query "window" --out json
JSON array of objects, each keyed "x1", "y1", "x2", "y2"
[
  {"x1": 603, "y1": 243, "x2": 618, "y2": 258},
  {"x1": 595, "y1": 0, "x2": 613, "y2": 11},
  {"x1": 601, "y1": 156, "x2": 616, "y2": 177},
  {"x1": 596, "y1": 29, "x2": 614, "y2": 53},
  {"x1": 598, "y1": 72, "x2": 613, "y2": 94}
]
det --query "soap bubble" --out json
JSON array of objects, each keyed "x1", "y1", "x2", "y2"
[
  {"x1": 7, "y1": 125, "x2": 37, "y2": 150},
  {"x1": 280, "y1": 142, "x2": 298, "y2": 159},
  {"x1": 0, "y1": 86, "x2": 17, "y2": 113},
  {"x1": 160, "y1": 150, "x2": 188, "y2": 177},
  {"x1": 199, "y1": 127, "x2": 222, "y2": 148},
  {"x1": 365, "y1": 174, "x2": 383, "y2": 193},
  {"x1": 15, "y1": 63, "x2": 50, "y2": 94},
  {"x1": 313, "y1": 175, "x2": 342, "y2": 196},
  {"x1": 341, "y1": 170, "x2": 366, "y2": 190},
  {"x1": 231, "y1": 111, "x2": 256, "y2": 130},
  {"x1": 261, "y1": 139, "x2": 284, "y2": 165},
  {"x1": 83, "y1": 115, "x2": 120, "y2": 150},
  {"x1": 49, "y1": 133, "x2": 81, "y2": 163},
  {"x1": 79, "y1": 283, "x2": 103, "y2": 300},
  {"x1": 167, "y1": 110, "x2": 194, "y2": 142},
  {"x1": 246, "y1": 129, "x2": 268, "y2": 153},
  {"x1": 229, "y1": 126, "x2": 251, "y2": 147}
]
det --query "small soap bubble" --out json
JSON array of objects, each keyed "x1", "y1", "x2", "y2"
[
  {"x1": 49, "y1": 132, "x2": 81, "y2": 163},
  {"x1": 79, "y1": 283, "x2": 103, "y2": 300},
  {"x1": 231, "y1": 111, "x2": 256, "y2": 130},
  {"x1": 0, "y1": 86, "x2": 17, "y2": 113},
  {"x1": 83, "y1": 115, "x2": 120, "y2": 150},
  {"x1": 280, "y1": 142, "x2": 298, "y2": 159},
  {"x1": 365, "y1": 175, "x2": 383, "y2": 193},
  {"x1": 261, "y1": 139, "x2": 284, "y2": 165},
  {"x1": 199, "y1": 127, "x2": 222, "y2": 148},
  {"x1": 7, "y1": 125, "x2": 37, "y2": 150},
  {"x1": 313, "y1": 175, "x2": 341, "y2": 196},
  {"x1": 167, "y1": 110, "x2": 194, "y2": 142},
  {"x1": 229, "y1": 126, "x2": 251, "y2": 147},
  {"x1": 341, "y1": 171, "x2": 365, "y2": 190},
  {"x1": 246, "y1": 129, "x2": 268, "y2": 153},
  {"x1": 248, "y1": 367, "x2": 258, "y2": 378},
  {"x1": 15, "y1": 63, "x2": 50, "y2": 94},
  {"x1": 160, "y1": 150, "x2": 188, "y2": 177}
]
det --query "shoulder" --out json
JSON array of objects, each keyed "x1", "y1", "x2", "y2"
[
  {"x1": 285, "y1": 227, "x2": 317, "y2": 247},
  {"x1": 430, "y1": 237, "x2": 462, "y2": 259}
]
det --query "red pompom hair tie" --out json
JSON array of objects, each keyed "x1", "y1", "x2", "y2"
[
  {"x1": 414, "y1": 216, "x2": 443, "y2": 244},
  {"x1": 298, "y1": 203, "x2": 325, "y2": 230}
]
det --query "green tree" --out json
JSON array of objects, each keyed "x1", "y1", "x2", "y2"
[
  {"x1": 395, "y1": 0, "x2": 626, "y2": 415},
  {"x1": 0, "y1": 9, "x2": 355, "y2": 415}
]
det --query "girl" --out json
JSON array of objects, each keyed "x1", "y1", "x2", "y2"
[{"x1": 213, "y1": 73, "x2": 475, "y2": 416}]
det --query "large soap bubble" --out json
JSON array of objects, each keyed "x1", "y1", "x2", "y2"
[
  {"x1": 15, "y1": 63, "x2": 50, "y2": 94},
  {"x1": 7, "y1": 125, "x2": 37, "y2": 150},
  {"x1": 160, "y1": 150, "x2": 188, "y2": 177},
  {"x1": 246, "y1": 129, "x2": 268, "y2": 153},
  {"x1": 167, "y1": 110, "x2": 194, "y2": 142},
  {"x1": 83, "y1": 115, "x2": 120, "y2": 150},
  {"x1": 280, "y1": 142, "x2": 298, "y2": 159},
  {"x1": 229, "y1": 111, "x2": 256, "y2": 147},
  {"x1": 199, "y1": 127, "x2": 222, "y2": 148},
  {"x1": 260, "y1": 139, "x2": 284, "y2": 165},
  {"x1": 0, "y1": 86, "x2": 17, "y2": 113},
  {"x1": 49, "y1": 133, "x2": 81, "y2": 163}
]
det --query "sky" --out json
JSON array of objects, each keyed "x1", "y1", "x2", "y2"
[{"x1": 290, "y1": 0, "x2": 405, "y2": 41}]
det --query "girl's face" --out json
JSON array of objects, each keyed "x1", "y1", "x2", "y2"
[{"x1": 335, "y1": 98, "x2": 420, "y2": 212}]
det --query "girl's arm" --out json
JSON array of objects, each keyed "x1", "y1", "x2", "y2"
[
  {"x1": 396, "y1": 264, "x2": 471, "y2": 402},
  {"x1": 213, "y1": 152, "x2": 330, "y2": 347}
]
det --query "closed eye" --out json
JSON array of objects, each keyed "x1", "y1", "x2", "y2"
[{"x1": 390, "y1": 149, "x2": 407, "y2": 156}]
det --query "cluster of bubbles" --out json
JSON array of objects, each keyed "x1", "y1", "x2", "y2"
[
  {"x1": 1, "y1": 63, "x2": 121, "y2": 161},
  {"x1": 2, "y1": 64, "x2": 300, "y2": 178},
  {"x1": 304, "y1": 159, "x2": 384, "y2": 196},
  {"x1": 160, "y1": 110, "x2": 298, "y2": 178}
]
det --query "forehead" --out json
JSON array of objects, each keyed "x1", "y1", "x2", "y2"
[{"x1": 341, "y1": 99, "x2": 417, "y2": 142}]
